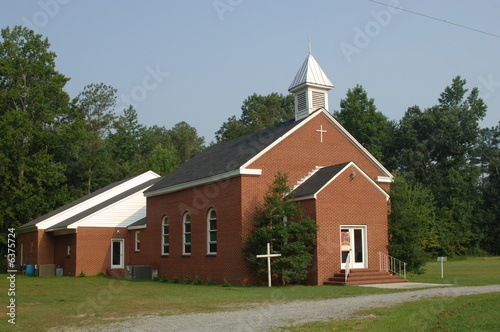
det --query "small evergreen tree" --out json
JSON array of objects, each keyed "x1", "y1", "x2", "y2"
[{"x1": 243, "y1": 172, "x2": 318, "y2": 285}]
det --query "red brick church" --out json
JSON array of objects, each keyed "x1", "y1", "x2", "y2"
[{"x1": 17, "y1": 52, "x2": 395, "y2": 285}]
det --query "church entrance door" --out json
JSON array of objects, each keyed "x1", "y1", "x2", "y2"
[{"x1": 340, "y1": 226, "x2": 367, "y2": 270}]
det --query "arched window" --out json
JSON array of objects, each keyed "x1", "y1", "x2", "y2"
[
  {"x1": 207, "y1": 209, "x2": 217, "y2": 254},
  {"x1": 183, "y1": 212, "x2": 191, "y2": 255},
  {"x1": 162, "y1": 216, "x2": 169, "y2": 255}
]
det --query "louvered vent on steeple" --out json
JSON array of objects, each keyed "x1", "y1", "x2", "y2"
[{"x1": 312, "y1": 91, "x2": 325, "y2": 109}]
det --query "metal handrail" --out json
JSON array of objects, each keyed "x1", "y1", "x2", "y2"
[
  {"x1": 344, "y1": 251, "x2": 352, "y2": 284},
  {"x1": 379, "y1": 252, "x2": 407, "y2": 279}
]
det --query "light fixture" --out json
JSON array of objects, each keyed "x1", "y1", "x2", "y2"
[{"x1": 350, "y1": 171, "x2": 356, "y2": 180}]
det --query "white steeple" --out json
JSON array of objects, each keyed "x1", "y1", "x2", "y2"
[{"x1": 288, "y1": 51, "x2": 334, "y2": 121}]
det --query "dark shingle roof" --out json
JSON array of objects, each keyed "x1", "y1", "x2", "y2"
[
  {"x1": 146, "y1": 118, "x2": 304, "y2": 193},
  {"x1": 292, "y1": 162, "x2": 350, "y2": 198},
  {"x1": 128, "y1": 217, "x2": 147, "y2": 228},
  {"x1": 45, "y1": 178, "x2": 160, "y2": 231}
]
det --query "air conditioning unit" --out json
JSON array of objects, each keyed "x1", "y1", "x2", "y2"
[
  {"x1": 38, "y1": 264, "x2": 56, "y2": 277},
  {"x1": 128, "y1": 266, "x2": 152, "y2": 280}
]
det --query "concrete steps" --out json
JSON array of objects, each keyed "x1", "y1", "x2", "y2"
[{"x1": 324, "y1": 268, "x2": 408, "y2": 286}]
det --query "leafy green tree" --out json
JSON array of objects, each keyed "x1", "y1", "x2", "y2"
[
  {"x1": 476, "y1": 124, "x2": 500, "y2": 254},
  {"x1": 388, "y1": 175, "x2": 438, "y2": 273},
  {"x1": 393, "y1": 76, "x2": 487, "y2": 256},
  {"x1": 168, "y1": 121, "x2": 205, "y2": 163},
  {"x1": 215, "y1": 93, "x2": 294, "y2": 142},
  {"x1": 0, "y1": 26, "x2": 70, "y2": 230},
  {"x1": 334, "y1": 84, "x2": 390, "y2": 161},
  {"x1": 243, "y1": 172, "x2": 318, "y2": 285},
  {"x1": 147, "y1": 143, "x2": 181, "y2": 175}
]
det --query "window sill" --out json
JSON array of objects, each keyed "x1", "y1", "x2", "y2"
[
  {"x1": 181, "y1": 254, "x2": 191, "y2": 257},
  {"x1": 206, "y1": 253, "x2": 217, "y2": 257}
]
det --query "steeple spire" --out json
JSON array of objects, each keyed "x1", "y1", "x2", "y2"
[{"x1": 288, "y1": 49, "x2": 334, "y2": 121}]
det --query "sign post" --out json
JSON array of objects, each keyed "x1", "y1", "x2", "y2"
[
  {"x1": 256, "y1": 243, "x2": 282, "y2": 287},
  {"x1": 437, "y1": 257, "x2": 447, "y2": 278}
]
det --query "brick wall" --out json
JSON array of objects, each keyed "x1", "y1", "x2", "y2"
[
  {"x1": 53, "y1": 234, "x2": 76, "y2": 276},
  {"x1": 75, "y1": 227, "x2": 127, "y2": 276},
  {"x1": 137, "y1": 177, "x2": 249, "y2": 285},
  {"x1": 16, "y1": 231, "x2": 38, "y2": 266}
]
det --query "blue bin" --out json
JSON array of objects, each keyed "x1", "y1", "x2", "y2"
[{"x1": 26, "y1": 264, "x2": 35, "y2": 276}]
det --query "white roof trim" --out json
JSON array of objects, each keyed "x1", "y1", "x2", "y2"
[
  {"x1": 128, "y1": 224, "x2": 147, "y2": 230},
  {"x1": 376, "y1": 176, "x2": 393, "y2": 184},
  {"x1": 144, "y1": 168, "x2": 262, "y2": 197}
]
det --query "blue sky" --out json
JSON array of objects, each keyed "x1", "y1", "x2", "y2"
[{"x1": 2, "y1": 0, "x2": 499, "y2": 142}]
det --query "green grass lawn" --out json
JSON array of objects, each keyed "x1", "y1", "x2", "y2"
[
  {"x1": 1, "y1": 256, "x2": 498, "y2": 331},
  {"x1": 408, "y1": 256, "x2": 500, "y2": 286}
]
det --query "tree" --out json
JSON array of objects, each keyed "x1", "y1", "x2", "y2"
[
  {"x1": 147, "y1": 143, "x2": 181, "y2": 175},
  {"x1": 168, "y1": 121, "x2": 205, "y2": 163},
  {"x1": 388, "y1": 175, "x2": 438, "y2": 273},
  {"x1": 393, "y1": 76, "x2": 487, "y2": 256},
  {"x1": 243, "y1": 172, "x2": 318, "y2": 285},
  {"x1": 334, "y1": 84, "x2": 390, "y2": 161},
  {"x1": 68, "y1": 83, "x2": 118, "y2": 194},
  {"x1": 108, "y1": 105, "x2": 146, "y2": 164},
  {"x1": 476, "y1": 124, "x2": 500, "y2": 254},
  {"x1": 215, "y1": 93, "x2": 294, "y2": 142},
  {"x1": 0, "y1": 26, "x2": 70, "y2": 231}
]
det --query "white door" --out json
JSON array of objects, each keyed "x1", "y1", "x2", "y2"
[
  {"x1": 111, "y1": 239, "x2": 124, "y2": 269},
  {"x1": 340, "y1": 226, "x2": 367, "y2": 269}
]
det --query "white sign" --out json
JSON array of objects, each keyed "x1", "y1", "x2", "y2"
[{"x1": 437, "y1": 257, "x2": 447, "y2": 278}]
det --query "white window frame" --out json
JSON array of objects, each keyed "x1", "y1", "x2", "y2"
[
  {"x1": 183, "y1": 212, "x2": 191, "y2": 255},
  {"x1": 111, "y1": 239, "x2": 124, "y2": 269},
  {"x1": 135, "y1": 231, "x2": 140, "y2": 252},
  {"x1": 162, "y1": 215, "x2": 169, "y2": 255},
  {"x1": 207, "y1": 208, "x2": 217, "y2": 254}
]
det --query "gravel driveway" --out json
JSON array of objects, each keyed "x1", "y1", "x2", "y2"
[{"x1": 65, "y1": 284, "x2": 500, "y2": 332}]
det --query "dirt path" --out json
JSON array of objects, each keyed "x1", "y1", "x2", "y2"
[{"x1": 63, "y1": 285, "x2": 500, "y2": 332}]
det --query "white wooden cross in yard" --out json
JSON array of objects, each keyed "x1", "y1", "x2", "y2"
[{"x1": 256, "y1": 242, "x2": 282, "y2": 287}]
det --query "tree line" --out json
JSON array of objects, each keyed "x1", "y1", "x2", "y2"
[
  {"x1": 0, "y1": 26, "x2": 205, "y2": 235},
  {"x1": 1, "y1": 26, "x2": 499, "y2": 272}
]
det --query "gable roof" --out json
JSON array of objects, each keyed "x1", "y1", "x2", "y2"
[
  {"x1": 18, "y1": 171, "x2": 160, "y2": 233},
  {"x1": 291, "y1": 162, "x2": 390, "y2": 201},
  {"x1": 292, "y1": 163, "x2": 350, "y2": 198},
  {"x1": 145, "y1": 109, "x2": 393, "y2": 197}
]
